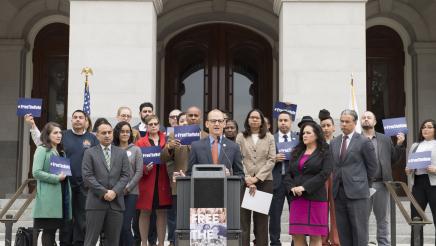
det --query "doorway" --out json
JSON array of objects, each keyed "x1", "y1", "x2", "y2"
[{"x1": 164, "y1": 24, "x2": 273, "y2": 127}]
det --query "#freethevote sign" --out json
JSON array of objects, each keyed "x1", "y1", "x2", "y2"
[{"x1": 17, "y1": 98, "x2": 43, "y2": 117}]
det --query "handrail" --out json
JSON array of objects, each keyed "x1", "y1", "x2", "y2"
[
  {"x1": 384, "y1": 181, "x2": 432, "y2": 246},
  {"x1": 0, "y1": 179, "x2": 36, "y2": 246}
]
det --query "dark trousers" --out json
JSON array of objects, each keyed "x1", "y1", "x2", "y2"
[
  {"x1": 335, "y1": 185, "x2": 369, "y2": 246},
  {"x1": 269, "y1": 177, "x2": 291, "y2": 246},
  {"x1": 241, "y1": 180, "x2": 273, "y2": 246},
  {"x1": 68, "y1": 185, "x2": 87, "y2": 246},
  {"x1": 411, "y1": 174, "x2": 436, "y2": 246},
  {"x1": 133, "y1": 210, "x2": 157, "y2": 245},
  {"x1": 120, "y1": 194, "x2": 138, "y2": 246},
  {"x1": 85, "y1": 209, "x2": 123, "y2": 246},
  {"x1": 41, "y1": 229, "x2": 57, "y2": 246},
  {"x1": 167, "y1": 195, "x2": 177, "y2": 243}
]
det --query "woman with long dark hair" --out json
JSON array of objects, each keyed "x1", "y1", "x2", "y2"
[
  {"x1": 405, "y1": 119, "x2": 436, "y2": 245},
  {"x1": 136, "y1": 115, "x2": 172, "y2": 246},
  {"x1": 236, "y1": 109, "x2": 276, "y2": 246},
  {"x1": 113, "y1": 121, "x2": 143, "y2": 246},
  {"x1": 284, "y1": 119, "x2": 333, "y2": 246},
  {"x1": 32, "y1": 122, "x2": 71, "y2": 246}
]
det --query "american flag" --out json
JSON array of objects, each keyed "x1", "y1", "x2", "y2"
[{"x1": 83, "y1": 81, "x2": 91, "y2": 116}]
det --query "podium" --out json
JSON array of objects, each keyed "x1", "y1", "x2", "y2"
[{"x1": 175, "y1": 164, "x2": 242, "y2": 245}]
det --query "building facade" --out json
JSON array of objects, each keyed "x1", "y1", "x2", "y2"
[{"x1": 0, "y1": 0, "x2": 436, "y2": 196}]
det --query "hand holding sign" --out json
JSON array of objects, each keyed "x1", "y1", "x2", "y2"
[{"x1": 174, "y1": 125, "x2": 201, "y2": 145}]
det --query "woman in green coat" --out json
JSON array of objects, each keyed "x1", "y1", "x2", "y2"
[{"x1": 32, "y1": 122, "x2": 72, "y2": 246}]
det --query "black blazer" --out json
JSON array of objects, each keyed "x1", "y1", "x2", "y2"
[{"x1": 283, "y1": 146, "x2": 333, "y2": 201}]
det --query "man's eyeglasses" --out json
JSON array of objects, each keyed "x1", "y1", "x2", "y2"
[
  {"x1": 120, "y1": 114, "x2": 132, "y2": 118},
  {"x1": 188, "y1": 114, "x2": 199, "y2": 117},
  {"x1": 209, "y1": 119, "x2": 225, "y2": 124}
]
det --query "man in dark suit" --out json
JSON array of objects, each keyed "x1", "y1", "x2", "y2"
[
  {"x1": 330, "y1": 109, "x2": 378, "y2": 246},
  {"x1": 186, "y1": 109, "x2": 245, "y2": 179},
  {"x1": 361, "y1": 111, "x2": 405, "y2": 246},
  {"x1": 82, "y1": 121, "x2": 131, "y2": 246},
  {"x1": 269, "y1": 111, "x2": 298, "y2": 246}
]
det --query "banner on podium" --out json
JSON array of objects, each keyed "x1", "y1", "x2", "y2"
[{"x1": 190, "y1": 208, "x2": 227, "y2": 246}]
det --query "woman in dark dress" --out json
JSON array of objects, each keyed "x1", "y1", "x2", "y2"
[
  {"x1": 284, "y1": 119, "x2": 333, "y2": 246},
  {"x1": 32, "y1": 122, "x2": 71, "y2": 246},
  {"x1": 136, "y1": 115, "x2": 172, "y2": 246}
]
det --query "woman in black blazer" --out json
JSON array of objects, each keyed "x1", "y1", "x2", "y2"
[{"x1": 283, "y1": 119, "x2": 333, "y2": 246}]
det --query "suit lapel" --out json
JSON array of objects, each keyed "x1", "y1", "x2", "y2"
[
  {"x1": 218, "y1": 138, "x2": 226, "y2": 164},
  {"x1": 331, "y1": 136, "x2": 341, "y2": 163},
  {"x1": 204, "y1": 138, "x2": 213, "y2": 164},
  {"x1": 342, "y1": 133, "x2": 359, "y2": 161}
]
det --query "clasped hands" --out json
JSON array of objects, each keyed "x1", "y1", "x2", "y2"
[
  {"x1": 245, "y1": 176, "x2": 258, "y2": 196},
  {"x1": 104, "y1": 190, "x2": 116, "y2": 201},
  {"x1": 290, "y1": 186, "x2": 305, "y2": 197}
]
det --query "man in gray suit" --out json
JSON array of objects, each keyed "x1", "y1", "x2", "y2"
[
  {"x1": 82, "y1": 121, "x2": 131, "y2": 246},
  {"x1": 186, "y1": 109, "x2": 245, "y2": 179},
  {"x1": 331, "y1": 109, "x2": 378, "y2": 246},
  {"x1": 361, "y1": 111, "x2": 405, "y2": 246}
]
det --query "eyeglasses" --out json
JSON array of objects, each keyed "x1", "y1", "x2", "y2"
[
  {"x1": 120, "y1": 114, "x2": 132, "y2": 118},
  {"x1": 148, "y1": 122, "x2": 159, "y2": 126},
  {"x1": 169, "y1": 115, "x2": 178, "y2": 119},
  {"x1": 188, "y1": 114, "x2": 199, "y2": 117},
  {"x1": 209, "y1": 119, "x2": 225, "y2": 124}
]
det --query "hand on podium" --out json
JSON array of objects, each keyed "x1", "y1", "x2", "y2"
[{"x1": 173, "y1": 170, "x2": 186, "y2": 182}]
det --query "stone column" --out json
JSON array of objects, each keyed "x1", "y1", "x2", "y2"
[
  {"x1": 274, "y1": 0, "x2": 367, "y2": 122},
  {"x1": 68, "y1": 0, "x2": 162, "y2": 125},
  {"x1": 0, "y1": 39, "x2": 26, "y2": 194},
  {"x1": 410, "y1": 42, "x2": 436, "y2": 129}
]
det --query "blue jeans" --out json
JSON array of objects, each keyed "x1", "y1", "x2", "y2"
[
  {"x1": 167, "y1": 195, "x2": 177, "y2": 243},
  {"x1": 120, "y1": 194, "x2": 138, "y2": 246}
]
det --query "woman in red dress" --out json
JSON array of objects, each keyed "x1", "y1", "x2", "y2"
[{"x1": 136, "y1": 115, "x2": 172, "y2": 246}]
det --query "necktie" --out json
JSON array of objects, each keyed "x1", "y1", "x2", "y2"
[
  {"x1": 212, "y1": 139, "x2": 219, "y2": 164},
  {"x1": 283, "y1": 135, "x2": 288, "y2": 142},
  {"x1": 282, "y1": 135, "x2": 289, "y2": 175},
  {"x1": 104, "y1": 147, "x2": 111, "y2": 170},
  {"x1": 340, "y1": 135, "x2": 348, "y2": 161}
]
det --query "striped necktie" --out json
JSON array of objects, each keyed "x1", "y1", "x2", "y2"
[{"x1": 104, "y1": 147, "x2": 111, "y2": 170}]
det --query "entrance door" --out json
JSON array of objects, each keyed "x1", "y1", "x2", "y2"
[
  {"x1": 164, "y1": 24, "x2": 273, "y2": 126},
  {"x1": 366, "y1": 25, "x2": 406, "y2": 184},
  {"x1": 30, "y1": 23, "x2": 69, "y2": 181}
]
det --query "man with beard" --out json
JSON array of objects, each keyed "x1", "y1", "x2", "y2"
[
  {"x1": 133, "y1": 102, "x2": 154, "y2": 138},
  {"x1": 361, "y1": 111, "x2": 405, "y2": 246}
]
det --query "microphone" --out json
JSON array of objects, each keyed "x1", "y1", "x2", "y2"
[{"x1": 218, "y1": 137, "x2": 233, "y2": 175}]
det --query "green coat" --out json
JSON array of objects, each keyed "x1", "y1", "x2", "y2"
[{"x1": 32, "y1": 146, "x2": 72, "y2": 219}]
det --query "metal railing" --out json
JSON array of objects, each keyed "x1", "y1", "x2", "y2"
[
  {"x1": 385, "y1": 181, "x2": 432, "y2": 246},
  {"x1": 0, "y1": 179, "x2": 36, "y2": 246}
]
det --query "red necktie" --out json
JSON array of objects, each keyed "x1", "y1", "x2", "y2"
[
  {"x1": 212, "y1": 139, "x2": 219, "y2": 164},
  {"x1": 340, "y1": 135, "x2": 348, "y2": 161}
]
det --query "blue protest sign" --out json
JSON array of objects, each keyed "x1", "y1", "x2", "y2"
[
  {"x1": 141, "y1": 146, "x2": 162, "y2": 164},
  {"x1": 174, "y1": 125, "x2": 201, "y2": 145},
  {"x1": 407, "y1": 151, "x2": 432, "y2": 169},
  {"x1": 382, "y1": 117, "x2": 408, "y2": 137},
  {"x1": 49, "y1": 156, "x2": 72, "y2": 176},
  {"x1": 273, "y1": 102, "x2": 297, "y2": 120},
  {"x1": 277, "y1": 141, "x2": 298, "y2": 160},
  {"x1": 17, "y1": 98, "x2": 43, "y2": 117}
]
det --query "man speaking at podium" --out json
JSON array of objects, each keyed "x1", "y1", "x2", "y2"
[{"x1": 186, "y1": 109, "x2": 245, "y2": 179}]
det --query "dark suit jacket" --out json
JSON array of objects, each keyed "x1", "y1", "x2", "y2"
[
  {"x1": 283, "y1": 146, "x2": 333, "y2": 201},
  {"x1": 82, "y1": 144, "x2": 131, "y2": 211},
  {"x1": 373, "y1": 132, "x2": 404, "y2": 181},
  {"x1": 272, "y1": 132, "x2": 298, "y2": 190},
  {"x1": 330, "y1": 132, "x2": 378, "y2": 199},
  {"x1": 186, "y1": 136, "x2": 245, "y2": 179}
]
